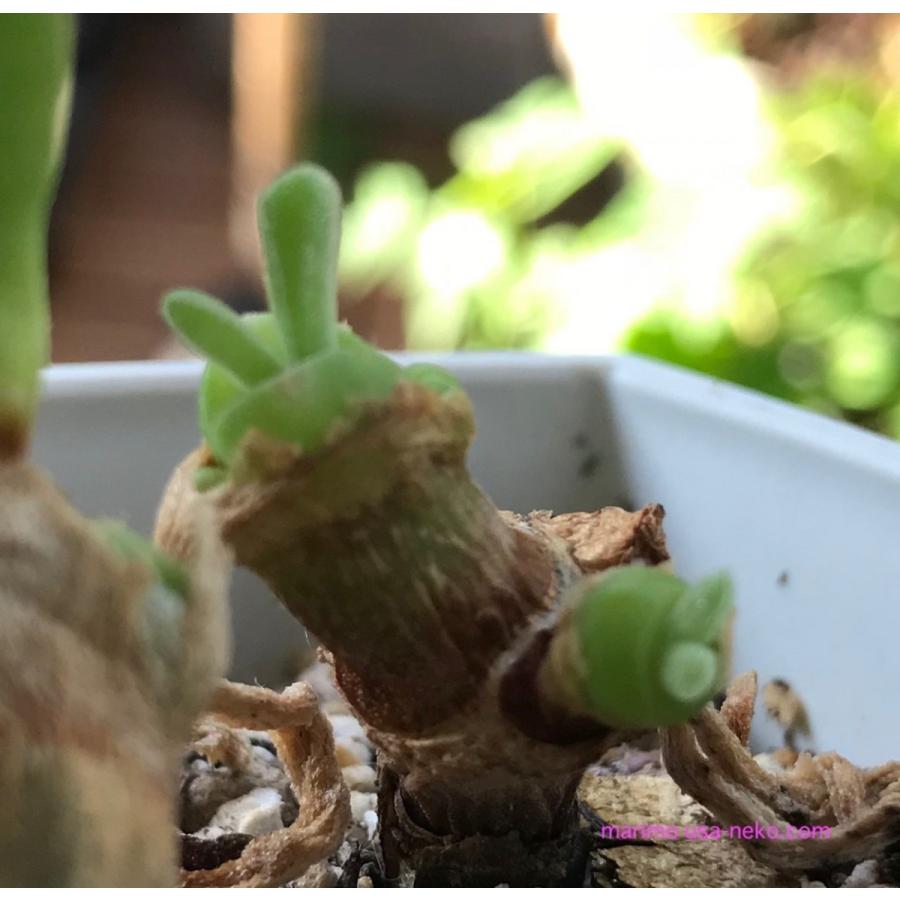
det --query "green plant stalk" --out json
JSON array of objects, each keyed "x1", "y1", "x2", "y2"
[
  {"x1": 0, "y1": 14, "x2": 73, "y2": 457},
  {"x1": 0, "y1": 216, "x2": 48, "y2": 457}
]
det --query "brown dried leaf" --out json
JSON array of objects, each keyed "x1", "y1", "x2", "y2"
[
  {"x1": 814, "y1": 753, "x2": 866, "y2": 825},
  {"x1": 719, "y1": 671, "x2": 757, "y2": 747},
  {"x1": 531, "y1": 504, "x2": 669, "y2": 573}
]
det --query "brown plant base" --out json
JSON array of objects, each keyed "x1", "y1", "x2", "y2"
[
  {"x1": 395, "y1": 823, "x2": 591, "y2": 888},
  {"x1": 377, "y1": 763, "x2": 591, "y2": 887},
  {"x1": 0, "y1": 462, "x2": 228, "y2": 887}
]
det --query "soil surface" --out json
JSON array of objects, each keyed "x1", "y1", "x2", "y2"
[{"x1": 177, "y1": 665, "x2": 894, "y2": 888}]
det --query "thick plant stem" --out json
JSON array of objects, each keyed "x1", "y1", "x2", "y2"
[
  {"x1": 159, "y1": 384, "x2": 557, "y2": 732},
  {"x1": 0, "y1": 14, "x2": 235, "y2": 887},
  {"x1": 156, "y1": 383, "x2": 678, "y2": 884},
  {"x1": 0, "y1": 14, "x2": 74, "y2": 458}
]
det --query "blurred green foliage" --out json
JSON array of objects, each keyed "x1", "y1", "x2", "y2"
[
  {"x1": 337, "y1": 57, "x2": 900, "y2": 439},
  {"x1": 339, "y1": 77, "x2": 629, "y2": 350},
  {"x1": 630, "y1": 73, "x2": 900, "y2": 437}
]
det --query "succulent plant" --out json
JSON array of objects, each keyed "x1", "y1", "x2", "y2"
[
  {"x1": 163, "y1": 165, "x2": 458, "y2": 491},
  {"x1": 0, "y1": 15, "x2": 230, "y2": 886},
  {"x1": 159, "y1": 163, "x2": 733, "y2": 886}
]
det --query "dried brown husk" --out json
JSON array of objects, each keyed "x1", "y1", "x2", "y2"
[{"x1": 0, "y1": 461, "x2": 229, "y2": 886}]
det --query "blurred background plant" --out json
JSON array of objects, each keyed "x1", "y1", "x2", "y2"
[
  {"x1": 335, "y1": 14, "x2": 900, "y2": 438},
  {"x1": 47, "y1": 13, "x2": 900, "y2": 438}
]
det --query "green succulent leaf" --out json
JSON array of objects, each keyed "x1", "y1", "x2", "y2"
[
  {"x1": 259, "y1": 165, "x2": 342, "y2": 361},
  {"x1": 198, "y1": 364, "x2": 246, "y2": 461},
  {"x1": 403, "y1": 362, "x2": 463, "y2": 395},
  {"x1": 568, "y1": 566, "x2": 733, "y2": 729},
  {"x1": 213, "y1": 345, "x2": 402, "y2": 463},
  {"x1": 669, "y1": 570, "x2": 734, "y2": 643},
  {"x1": 197, "y1": 312, "x2": 288, "y2": 459},
  {"x1": 163, "y1": 290, "x2": 281, "y2": 387},
  {"x1": 163, "y1": 162, "x2": 459, "y2": 475},
  {"x1": 660, "y1": 641, "x2": 719, "y2": 705}
]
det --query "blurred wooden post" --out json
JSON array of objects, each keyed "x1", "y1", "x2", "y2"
[{"x1": 229, "y1": 13, "x2": 318, "y2": 280}]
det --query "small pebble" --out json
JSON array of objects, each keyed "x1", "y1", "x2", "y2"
[
  {"x1": 752, "y1": 752, "x2": 787, "y2": 775},
  {"x1": 181, "y1": 740, "x2": 289, "y2": 833},
  {"x1": 357, "y1": 874, "x2": 374, "y2": 888},
  {"x1": 208, "y1": 787, "x2": 284, "y2": 838},
  {"x1": 335, "y1": 739, "x2": 371, "y2": 767},
  {"x1": 289, "y1": 861, "x2": 340, "y2": 888},
  {"x1": 329, "y1": 712, "x2": 373, "y2": 765},
  {"x1": 329, "y1": 714, "x2": 368, "y2": 742},
  {"x1": 342, "y1": 764, "x2": 377, "y2": 792},
  {"x1": 301, "y1": 660, "x2": 346, "y2": 711},
  {"x1": 350, "y1": 790, "x2": 377, "y2": 825},
  {"x1": 362, "y1": 809, "x2": 378, "y2": 841},
  {"x1": 181, "y1": 831, "x2": 254, "y2": 871},
  {"x1": 249, "y1": 743, "x2": 277, "y2": 764},
  {"x1": 844, "y1": 859, "x2": 880, "y2": 888}
]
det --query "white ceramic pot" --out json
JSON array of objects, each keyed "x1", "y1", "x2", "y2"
[{"x1": 34, "y1": 354, "x2": 900, "y2": 766}]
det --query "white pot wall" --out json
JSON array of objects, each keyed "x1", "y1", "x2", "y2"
[{"x1": 33, "y1": 354, "x2": 900, "y2": 766}]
